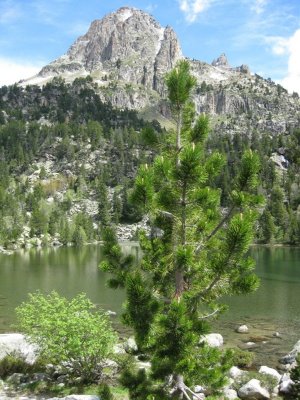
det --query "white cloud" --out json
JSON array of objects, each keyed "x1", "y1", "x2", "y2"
[
  {"x1": 178, "y1": 0, "x2": 212, "y2": 23},
  {"x1": 266, "y1": 29, "x2": 300, "y2": 94},
  {"x1": 265, "y1": 36, "x2": 289, "y2": 55},
  {"x1": 279, "y1": 29, "x2": 300, "y2": 94},
  {"x1": 0, "y1": 58, "x2": 42, "y2": 87},
  {"x1": 251, "y1": 0, "x2": 268, "y2": 14}
]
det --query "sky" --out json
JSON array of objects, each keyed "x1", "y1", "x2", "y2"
[{"x1": 0, "y1": 0, "x2": 299, "y2": 93}]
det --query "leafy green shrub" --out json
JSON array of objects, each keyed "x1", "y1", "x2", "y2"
[
  {"x1": 16, "y1": 291, "x2": 118, "y2": 383},
  {"x1": 230, "y1": 347, "x2": 255, "y2": 368},
  {"x1": 98, "y1": 383, "x2": 114, "y2": 399},
  {"x1": 0, "y1": 351, "x2": 33, "y2": 378}
]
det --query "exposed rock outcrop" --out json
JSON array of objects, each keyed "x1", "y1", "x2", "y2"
[
  {"x1": 212, "y1": 53, "x2": 230, "y2": 68},
  {"x1": 20, "y1": 7, "x2": 300, "y2": 137},
  {"x1": 32, "y1": 7, "x2": 182, "y2": 93}
]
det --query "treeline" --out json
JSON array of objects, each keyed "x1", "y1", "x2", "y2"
[
  {"x1": 207, "y1": 127, "x2": 300, "y2": 244},
  {"x1": 0, "y1": 76, "x2": 299, "y2": 248},
  {"x1": 0, "y1": 76, "x2": 162, "y2": 130},
  {"x1": 0, "y1": 117, "x2": 160, "y2": 248}
]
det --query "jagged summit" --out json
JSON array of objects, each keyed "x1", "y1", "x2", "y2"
[
  {"x1": 212, "y1": 53, "x2": 230, "y2": 68},
  {"x1": 22, "y1": 7, "x2": 253, "y2": 97},
  {"x1": 26, "y1": 7, "x2": 182, "y2": 92},
  {"x1": 20, "y1": 6, "x2": 298, "y2": 128}
]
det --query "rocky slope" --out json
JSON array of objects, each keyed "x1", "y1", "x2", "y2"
[
  {"x1": 24, "y1": 7, "x2": 182, "y2": 97},
  {"x1": 21, "y1": 7, "x2": 300, "y2": 138},
  {"x1": 0, "y1": 6, "x2": 299, "y2": 252}
]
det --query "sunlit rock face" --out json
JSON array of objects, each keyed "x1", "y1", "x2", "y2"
[
  {"x1": 21, "y1": 6, "x2": 300, "y2": 134},
  {"x1": 35, "y1": 7, "x2": 182, "y2": 93}
]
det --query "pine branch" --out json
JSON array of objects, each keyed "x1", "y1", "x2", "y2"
[
  {"x1": 158, "y1": 210, "x2": 176, "y2": 220},
  {"x1": 199, "y1": 308, "x2": 220, "y2": 320},
  {"x1": 195, "y1": 205, "x2": 235, "y2": 254},
  {"x1": 198, "y1": 225, "x2": 252, "y2": 301},
  {"x1": 206, "y1": 206, "x2": 235, "y2": 241},
  {"x1": 199, "y1": 273, "x2": 221, "y2": 298}
]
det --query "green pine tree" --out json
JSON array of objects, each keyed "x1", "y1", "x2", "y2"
[
  {"x1": 100, "y1": 60, "x2": 263, "y2": 399},
  {"x1": 30, "y1": 206, "x2": 48, "y2": 237},
  {"x1": 112, "y1": 191, "x2": 122, "y2": 224},
  {"x1": 59, "y1": 217, "x2": 72, "y2": 245},
  {"x1": 97, "y1": 178, "x2": 110, "y2": 227},
  {"x1": 48, "y1": 209, "x2": 61, "y2": 236},
  {"x1": 259, "y1": 209, "x2": 276, "y2": 243},
  {"x1": 72, "y1": 225, "x2": 87, "y2": 246}
]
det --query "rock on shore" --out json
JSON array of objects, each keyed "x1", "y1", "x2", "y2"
[{"x1": 0, "y1": 334, "x2": 36, "y2": 364}]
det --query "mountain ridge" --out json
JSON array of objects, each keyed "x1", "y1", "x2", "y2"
[
  {"x1": 14, "y1": 6, "x2": 300, "y2": 137},
  {"x1": 24, "y1": 7, "x2": 182, "y2": 94},
  {"x1": 0, "y1": 8, "x2": 300, "y2": 253}
]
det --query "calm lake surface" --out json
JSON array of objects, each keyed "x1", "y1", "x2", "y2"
[{"x1": 0, "y1": 245, "x2": 299, "y2": 366}]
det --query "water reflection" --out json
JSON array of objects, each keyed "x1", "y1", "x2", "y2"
[{"x1": 0, "y1": 245, "x2": 299, "y2": 365}]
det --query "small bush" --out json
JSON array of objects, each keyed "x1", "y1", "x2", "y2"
[
  {"x1": 98, "y1": 383, "x2": 114, "y2": 400},
  {"x1": 230, "y1": 347, "x2": 255, "y2": 368},
  {"x1": 0, "y1": 351, "x2": 33, "y2": 379},
  {"x1": 16, "y1": 291, "x2": 118, "y2": 383}
]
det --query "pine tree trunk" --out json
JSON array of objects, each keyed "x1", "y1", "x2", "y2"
[
  {"x1": 175, "y1": 107, "x2": 184, "y2": 299},
  {"x1": 173, "y1": 374, "x2": 184, "y2": 399},
  {"x1": 176, "y1": 108, "x2": 182, "y2": 167},
  {"x1": 175, "y1": 269, "x2": 185, "y2": 299}
]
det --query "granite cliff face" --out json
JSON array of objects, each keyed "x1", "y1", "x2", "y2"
[
  {"x1": 23, "y1": 6, "x2": 300, "y2": 136},
  {"x1": 36, "y1": 7, "x2": 182, "y2": 95},
  {"x1": 189, "y1": 60, "x2": 300, "y2": 136}
]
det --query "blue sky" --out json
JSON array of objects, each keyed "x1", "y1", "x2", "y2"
[{"x1": 0, "y1": 0, "x2": 299, "y2": 93}]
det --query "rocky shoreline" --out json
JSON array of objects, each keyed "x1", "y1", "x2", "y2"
[
  {"x1": 0, "y1": 331, "x2": 298, "y2": 399},
  {"x1": 0, "y1": 217, "x2": 149, "y2": 256}
]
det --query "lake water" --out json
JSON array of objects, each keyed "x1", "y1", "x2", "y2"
[{"x1": 0, "y1": 244, "x2": 299, "y2": 367}]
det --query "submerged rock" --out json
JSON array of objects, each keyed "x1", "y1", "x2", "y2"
[{"x1": 236, "y1": 325, "x2": 249, "y2": 333}]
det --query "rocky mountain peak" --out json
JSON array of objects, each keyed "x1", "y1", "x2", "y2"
[
  {"x1": 212, "y1": 53, "x2": 230, "y2": 68},
  {"x1": 20, "y1": 6, "x2": 299, "y2": 129},
  {"x1": 34, "y1": 7, "x2": 182, "y2": 92}
]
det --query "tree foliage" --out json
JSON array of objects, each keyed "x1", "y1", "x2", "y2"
[
  {"x1": 100, "y1": 61, "x2": 263, "y2": 398},
  {"x1": 0, "y1": 74, "x2": 299, "y2": 249},
  {"x1": 16, "y1": 291, "x2": 117, "y2": 382}
]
